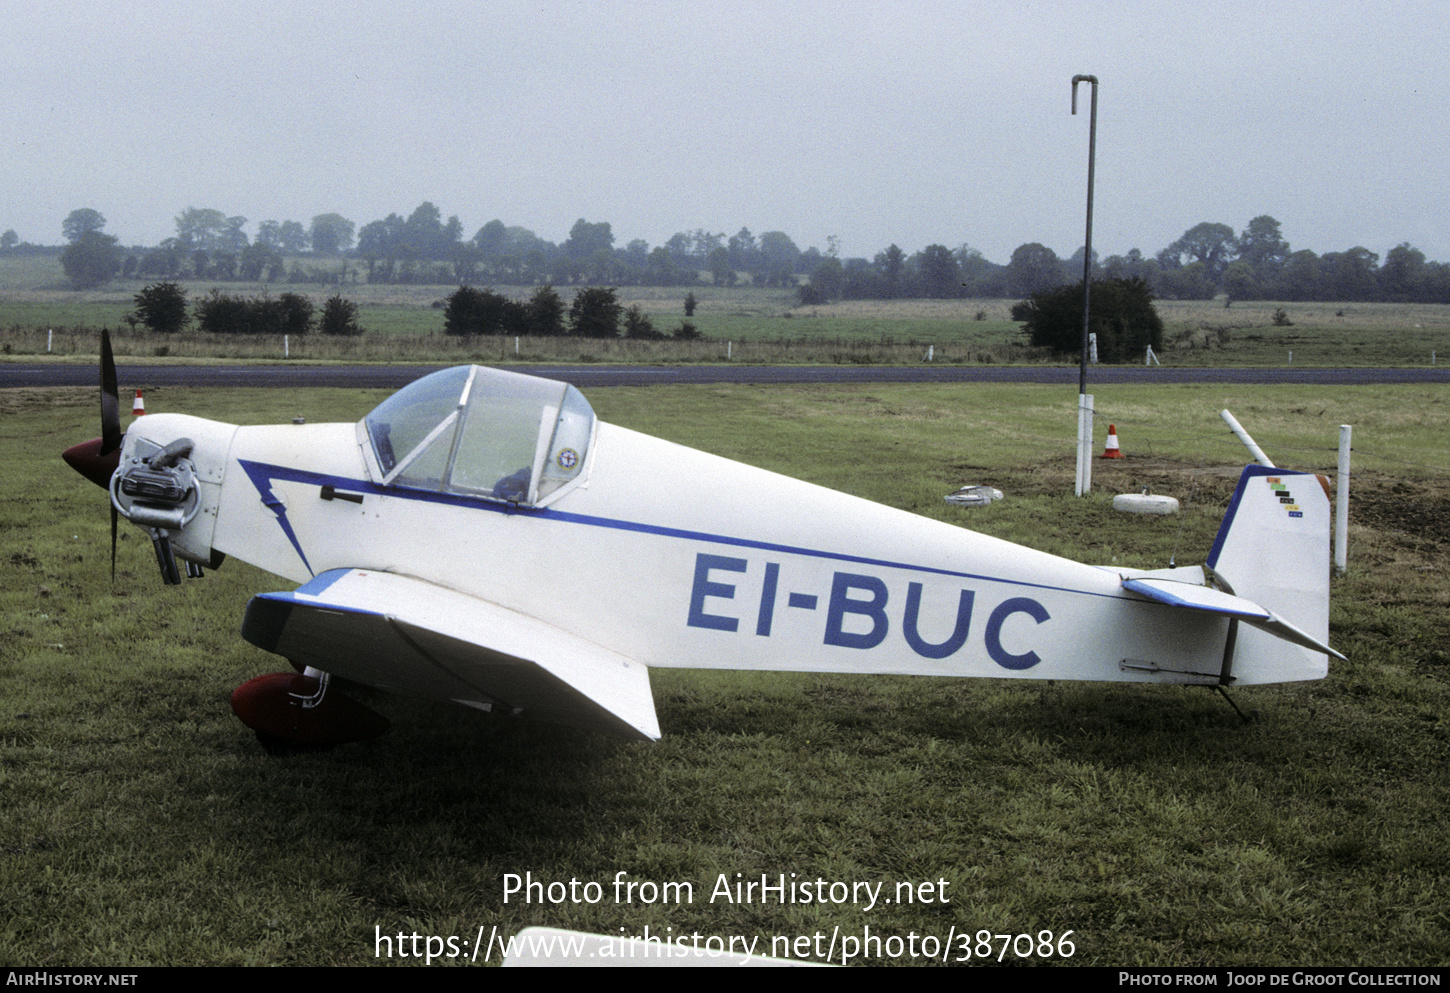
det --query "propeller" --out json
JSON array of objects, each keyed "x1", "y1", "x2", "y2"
[
  {"x1": 64, "y1": 331, "x2": 202, "y2": 586},
  {"x1": 61, "y1": 329, "x2": 124, "y2": 576}
]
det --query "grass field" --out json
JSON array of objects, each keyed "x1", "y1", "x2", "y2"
[
  {"x1": 2, "y1": 379, "x2": 1446, "y2": 967},
  {"x1": 3, "y1": 253, "x2": 1448, "y2": 366}
]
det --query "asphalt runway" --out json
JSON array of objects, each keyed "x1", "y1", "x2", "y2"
[{"x1": 5, "y1": 362, "x2": 1450, "y2": 391}]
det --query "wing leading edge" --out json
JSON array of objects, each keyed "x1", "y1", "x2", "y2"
[{"x1": 241, "y1": 568, "x2": 660, "y2": 740}]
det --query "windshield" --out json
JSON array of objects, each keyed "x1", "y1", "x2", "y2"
[{"x1": 362, "y1": 365, "x2": 594, "y2": 505}]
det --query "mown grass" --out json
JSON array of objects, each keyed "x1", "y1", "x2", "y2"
[{"x1": 1, "y1": 380, "x2": 1447, "y2": 966}]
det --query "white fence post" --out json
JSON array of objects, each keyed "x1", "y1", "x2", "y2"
[{"x1": 1335, "y1": 425, "x2": 1352, "y2": 574}]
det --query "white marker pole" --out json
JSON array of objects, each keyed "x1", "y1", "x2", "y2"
[
  {"x1": 1335, "y1": 425, "x2": 1351, "y2": 574},
  {"x1": 1075, "y1": 398, "x2": 1086, "y2": 497},
  {"x1": 1075, "y1": 393, "x2": 1094, "y2": 496},
  {"x1": 1220, "y1": 409, "x2": 1274, "y2": 467}
]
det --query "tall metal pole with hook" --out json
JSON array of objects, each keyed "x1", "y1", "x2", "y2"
[
  {"x1": 1071, "y1": 74, "x2": 1098, "y2": 395},
  {"x1": 1071, "y1": 74, "x2": 1099, "y2": 496}
]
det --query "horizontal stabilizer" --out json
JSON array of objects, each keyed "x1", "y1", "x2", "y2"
[
  {"x1": 1122, "y1": 577, "x2": 1344, "y2": 661},
  {"x1": 242, "y1": 569, "x2": 660, "y2": 740}
]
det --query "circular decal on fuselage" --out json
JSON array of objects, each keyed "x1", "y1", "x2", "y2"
[{"x1": 555, "y1": 448, "x2": 580, "y2": 471}]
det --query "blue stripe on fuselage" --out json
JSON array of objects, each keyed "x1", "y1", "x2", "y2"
[{"x1": 237, "y1": 460, "x2": 1124, "y2": 602}]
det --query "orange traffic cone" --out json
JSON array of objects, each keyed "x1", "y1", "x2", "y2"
[
  {"x1": 132, "y1": 389, "x2": 145, "y2": 416},
  {"x1": 1101, "y1": 423, "x2": 1123, "y2": 458}
]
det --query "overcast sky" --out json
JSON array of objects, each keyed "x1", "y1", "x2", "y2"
[{"x1": 5, "y1": 0, "x2": 1447, "y2": 265}]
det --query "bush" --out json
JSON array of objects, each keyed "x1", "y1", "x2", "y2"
[
  {"x1": 276, "y1": 292, "x2": 314, "y2": 336},
  {"x1": 194, "y1": 291, "x2": 251, "y2": 335},
  {"x1": 443, "y1": 286, "x2": 528, "y2": 336},
  {"x1": 130, "y1": 282, "x2": 189, "y2": 333},
  {"x1": 526, "y1": 285, "x2": 565, "y2": 337},
  {"x1": 797, "y1": 284, "x2": 827, "y2": 306},
  {"x1": 194, "y1": 290, "x2": 314, "y2": 335},
  {"x1": 1015, "y1": 277, "x2": 1163, "y2": 363},
  {"x1": 320, "y1": 295, "x2": 361, "y2": 335},
  {"x1": 569, "y1": 286, "x2": 622, "y2": 338},
  {"x1": 623, "y1": 305, "x2": 663, "y2": 339}
]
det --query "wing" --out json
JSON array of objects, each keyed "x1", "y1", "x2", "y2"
[{"x1": 240, "y1": 568, "x2": 660, "y2": 740}]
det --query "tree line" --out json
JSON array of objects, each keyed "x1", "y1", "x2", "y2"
[
  {"x1": 804, "y1": 218, "x2": 1450, "y2": 306},
  {"x1": 22, "y1": 206, "x2": 1450, "y2": 304},
  {"x1": 441, "y1": 285, "x2": 698, "y2": 340},
  {"x1": 125, "y1": 282, "x2": 360, "y2": 337},
  {"x1": 122, "y1": 280, "x2": 692, "y2": 342}
]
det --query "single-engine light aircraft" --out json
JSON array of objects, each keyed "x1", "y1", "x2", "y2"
[{"x1": 63, "y1": 333, "x2": 1342, "y2": 747}]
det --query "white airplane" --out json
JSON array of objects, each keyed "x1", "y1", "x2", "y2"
[{"x1": 63, "y1": 332, "x2": 1342, "y2": 748}]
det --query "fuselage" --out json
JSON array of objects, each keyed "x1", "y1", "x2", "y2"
[{"x1": 125, "y1": 406, "x2": 1233, "y2": 687}]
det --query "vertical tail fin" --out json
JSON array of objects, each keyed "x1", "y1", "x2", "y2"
[{"x1": 1206, "y1": 466, "x2": 1336, "y2": 684}]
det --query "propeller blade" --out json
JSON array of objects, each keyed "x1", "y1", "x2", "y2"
[
  {"x1": 61, "y1": 332, "x2": 128, "y2": 580},
  {"x1": 100, "y1": 329, "x2": 121, "y2": 456},
  {"x1": 62, "y1": 333, "x2": 126, "y2": 489}
]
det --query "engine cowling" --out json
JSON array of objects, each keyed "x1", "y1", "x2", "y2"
[{"x1": 111, "y1": 413, "x2": 236, "y2": 574}]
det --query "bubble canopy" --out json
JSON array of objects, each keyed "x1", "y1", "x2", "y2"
[{"x1": 360, "y1": 365, "x2": 594, "y2": 506}]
